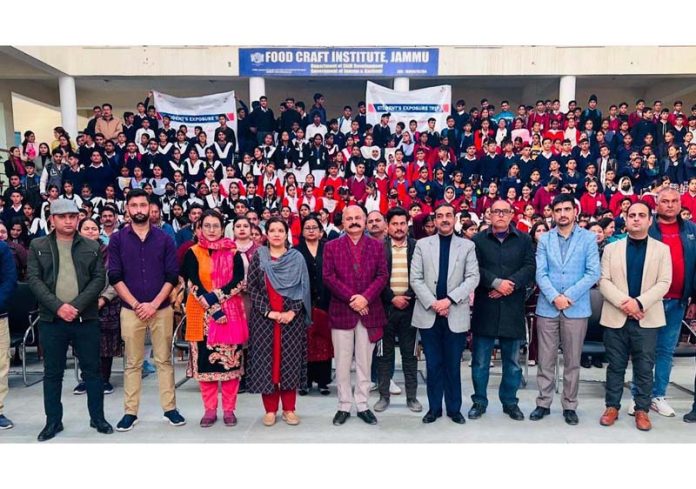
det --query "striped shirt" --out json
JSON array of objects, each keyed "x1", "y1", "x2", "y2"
[{"x1": 390, "y1": 242, "x2": 409, "y2": 295}]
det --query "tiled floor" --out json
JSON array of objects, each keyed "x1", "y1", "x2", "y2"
[{"x1": 1, "y1": 353, "x2": 694, "y2": 443}]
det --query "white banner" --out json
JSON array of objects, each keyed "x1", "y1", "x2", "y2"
[
  {"x1": 365, "y1": 81, "x2": 451, "y2": 132},
  {"x1": 152, "y1": 90, "x2": 237, "y2": 140}
]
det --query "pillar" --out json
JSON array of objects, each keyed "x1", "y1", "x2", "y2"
[
  {"x1": 559, "y1": 75, "x2": 576, "y2": 113},
  {"x1": 59, "y1": 75, "x2": 78, "y2": 139},
  {"x1": 249, "y1": 77, "x2": 266, "y2": 104},
  {"x1": 393, "y1": 77, "x2": 410, "y2": 92}
]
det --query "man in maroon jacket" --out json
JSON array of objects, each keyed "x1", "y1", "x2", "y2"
[{"x1": 323, "y1": 205, "x2": 388, "y2": 426}]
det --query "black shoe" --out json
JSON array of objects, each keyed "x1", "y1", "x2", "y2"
[
  {"x1": 103, "y1": 382, "x2": 114, "y2": 395},
  {"x1": 503, "y1": 404, "x2": 525, "y2": 421},
  {"x1": 115, "y1": 414, "x2": 138, "y2": 432},
  {"x1": 529, "y1": 406, "x2": 551, "y2": 421},
  {"x1": 563, "y1": 409, "x2": 579, "y2": 425},
  {"x1": 467, "y1": 403, "x2": 487, "y2": 419},
  {"x1": 90, "y1": 418, "x2": 114, "y2": 434},
  {"x1": 319, "y1": 386, "x2": 330, "y2": 396},
  {"x1": 357, "y1": 409, "x2": 378, "y2": 425},
  {"x1": 683, "y1": 409, "x2": 696, "y2": 423},
  {"x1": 591, "y1": 357, "x2": 603, "y2": 368},
  {"x1": 37, "y1": 422, "x2": 63, "y2": 442},
  {"x1": 422, "y1": 411, "x2": 442, "y2": 424},
  {"x1": 0, "y1": 414, "x2": 14, "y2": 430},
  {"x1": 73, "y1": 382, "x2": 87, "y2": 395},
  {"x1": 581, "y1": 357, "x2": 592, "y2": 369},
  {"x1": 449, "y1": 412, "x2": 466, "y2": 424},
  {"x1": 298, "y1": 388, "x2": 309, "y2": 396},
  {"x1": 163, "y1": 409, "x2": 186, "y2": 426},
  {"x1": 332, "y1": 410, "x2": 350, "y2": 426}
]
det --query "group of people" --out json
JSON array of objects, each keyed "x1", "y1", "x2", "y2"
[{"x1": 1, "y1": 91, "x2": 696, "y2": 441}]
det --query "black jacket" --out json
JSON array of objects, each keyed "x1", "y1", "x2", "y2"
[
  {"x1": 381, "y1": 236, "x2": 416, "y2": 307},
  {"x1": 372, "y1": 124, "x2": 392, "y2": 148},
  {"x1": 27, "y1": 232, "x2": 105, "y2": 322},
  {"x1": 250, "y1": 107, "x2": 276, "y2": 133},
  {"x1": 471, "y1": 226, "x2": 536, "y2": 339}
]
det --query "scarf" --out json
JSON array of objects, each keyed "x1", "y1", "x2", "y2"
[
  {"x1": 257, "y1": 246, "x2": 312, "y2": 326},
  {"x1": 197, "y1": 236, "x2": 248, "y2": 344}
]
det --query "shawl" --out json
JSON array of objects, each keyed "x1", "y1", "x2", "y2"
[
  {"x1": 257, "y1": 246, "x2": 312, "y2": 326},
  {"x1": 186, "y1": 237, "x2": 248, "y2": 344}
]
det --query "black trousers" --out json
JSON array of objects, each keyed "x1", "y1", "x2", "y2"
[
  {"x1": 306, "y1": 360, "x2": 332, "y2": 388},
  {"x1": 604, "y1": 320, "x2": 657, "y2": 412},
  {"x1": 378, "y1": 306, "x2": 418, "y2": 400},
  {"x1": 39, "y1": 319, "x2": 104, "y2": 423}
]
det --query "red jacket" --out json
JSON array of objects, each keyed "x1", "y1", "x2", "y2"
[{"x1": 322, "y1": 235, "x2": 388, "y2": 340}]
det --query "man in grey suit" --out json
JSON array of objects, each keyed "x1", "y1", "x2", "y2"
[
  {"x1": 410, "y1": 203, "x2": 480, "y2": 424},
  {"x1": 531, "y1": 193, "x2": 601, "y2": 425}
]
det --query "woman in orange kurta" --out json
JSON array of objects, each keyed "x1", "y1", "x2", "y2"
[{"x1": 183, "y1": 210, "x2": 247, "y2": 428}]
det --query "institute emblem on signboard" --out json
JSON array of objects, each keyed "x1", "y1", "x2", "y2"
[{"x1": 250, "y1": 52, "x2": 264, "y2": 64}]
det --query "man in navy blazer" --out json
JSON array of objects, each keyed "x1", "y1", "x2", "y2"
[{"x1": 531, "y1": 193, "x2": 600, "y2": 425}]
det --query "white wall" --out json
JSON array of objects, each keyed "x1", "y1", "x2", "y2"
[{"x1": 12, "y1": 94, "x2": 88, "y2": 145}]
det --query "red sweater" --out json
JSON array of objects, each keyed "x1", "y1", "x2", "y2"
[
  {"x1": 609, "y1": 192, "x2": 638, "y2": 216},
  {"x1": 579, "y1": 192, "x2": 608, "y2": 217},
  {"x1": 681, "y1": 192, "x2": 696, "y2": 222},
  {"x1": 660, "y1": 221, "x2": 685, "y2": 299}
]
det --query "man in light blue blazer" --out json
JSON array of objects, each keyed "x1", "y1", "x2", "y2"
[
  {"x1": 531, "y1": 194, "x2": 601, "y2": 425},
  {"x1": 411, "y1": 203, "x2": 479, "y2": 424}
]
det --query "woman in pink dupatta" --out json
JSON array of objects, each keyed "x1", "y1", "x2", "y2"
[
  {"x1": 183, "y1": 211, "x2": 248, "y2": 427},
  {"x1": 231, "y1": 216, "x2": 259, "y2": 393}
]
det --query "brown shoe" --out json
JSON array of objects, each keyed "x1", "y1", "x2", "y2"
[
  {"x1": 281, "y1": 411, "x2": 300, "y2": 426},
  {"x1": 262, "y1": 412, "x2": 276, "y2": 427},
  {"x1": 600, "y1": 407, "x2": 619, "y2": 426},
  {"x1": 635, "y1": 410, "x2": 652, "y2": 431}
]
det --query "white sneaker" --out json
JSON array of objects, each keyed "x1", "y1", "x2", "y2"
[
  {"x1": 389, "y1": 379, "x2": 402, "y2": 395},
  {"x1": 627, "y1": 399, "x2": 636, "y2": 416},
  {"x1": 650, "y1": 397, "x2": 676, "y2": 417},
  {"x1": 369, "y1": 382, "x2": 378, "y2": 392}
]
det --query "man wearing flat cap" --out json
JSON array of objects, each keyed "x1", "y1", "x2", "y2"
[{"x1": 27, "y1": 198, "x2": 113, "y2": 441}]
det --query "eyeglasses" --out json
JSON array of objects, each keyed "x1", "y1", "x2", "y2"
[
  {"x1": 490, "y1": 209, "x2": 513, "y2": 216},
  {"x1": 304, "y1": 226, "x2": 320, "y2": 231}
]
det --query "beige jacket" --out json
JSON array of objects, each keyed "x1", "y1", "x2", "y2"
[
  {"x1": 598, "y1": 236, "x2": 672, "y2": 328},
  {"x1": 95, "y1": 116, "x2": 124, "y2": 142}
]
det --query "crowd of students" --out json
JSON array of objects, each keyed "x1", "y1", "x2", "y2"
[{"x1": 1, "y1": 90, "x2": 696, "y2": 438}]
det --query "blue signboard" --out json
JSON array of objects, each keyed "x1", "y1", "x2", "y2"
[{"x1": 239, "y1": 47, "x2": 438, "y2": 77}]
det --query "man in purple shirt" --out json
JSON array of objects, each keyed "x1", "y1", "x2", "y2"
[{"x1": 108, "y1": 188, "x2": 184, "y2": 431}]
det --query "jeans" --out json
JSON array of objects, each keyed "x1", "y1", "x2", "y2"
[
  {"x1": 420, "y1": 320, "x2": 467, "y2": 416},
  {"x1": 471, "y1": 334, "x2": 523, "y2": 408},
  {"x1": 0, "y1": 317, "x2": 9, "y2": 415},
  {"x1": 632, "y1": 299, "x2": 684, "y2": 398},
  {"x1": 378, "y1": 307, "x2": 418, "y2": 400},
  {"x1": 371, "y1": 347, "x2": 395, "y2": 383},
  {"x1": 605, "y1": 320, "x2": 657, "y2": 412},
  {"x1": 39, "y1": 319, "x2": 104, "y2": 423}
]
